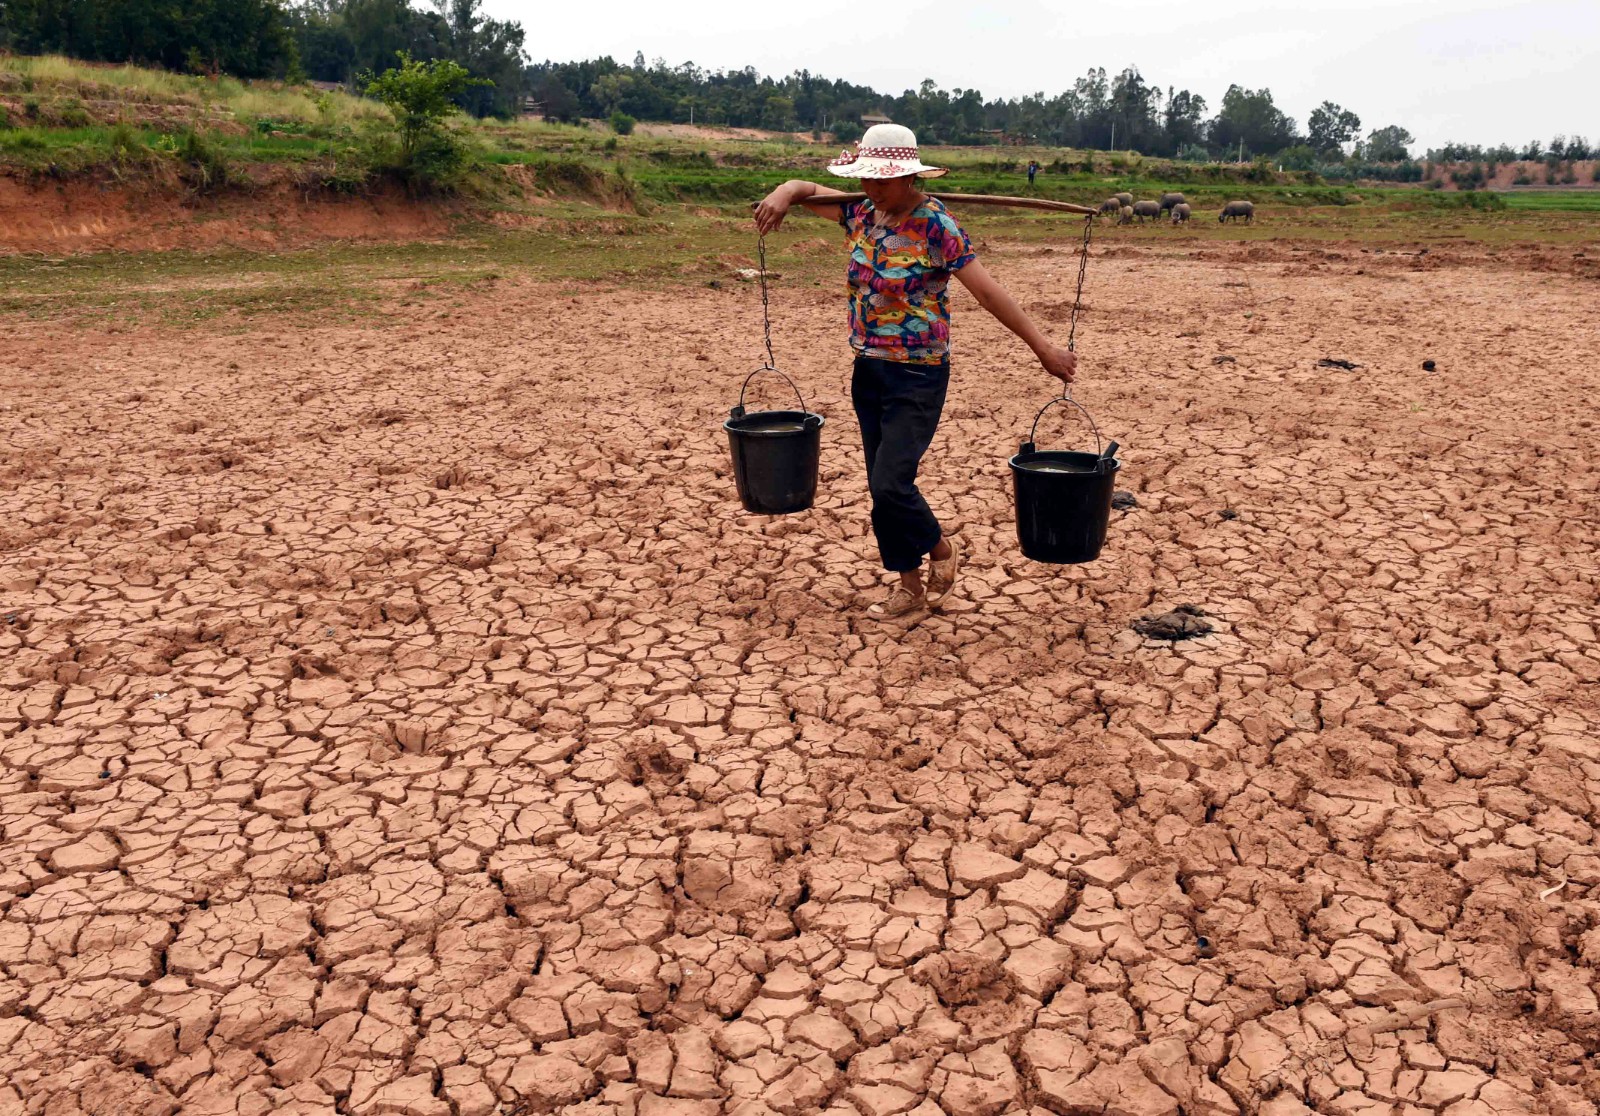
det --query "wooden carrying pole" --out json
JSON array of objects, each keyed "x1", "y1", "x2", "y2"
[{"x1": 793, "y1": 192, "x2": 1100, "y2": 216}]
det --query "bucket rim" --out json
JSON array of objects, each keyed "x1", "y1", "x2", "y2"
[
  {"x1": 1009, "y1": 448, "x2": 1119, "y2": 472},
  {"x1": 723, "y1": 408, "x2": 825, "y2": 435}
]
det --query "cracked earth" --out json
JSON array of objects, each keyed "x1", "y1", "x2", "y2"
[{"x1": 2, "y1": 238, "x2": 1599, "y2": 1116}]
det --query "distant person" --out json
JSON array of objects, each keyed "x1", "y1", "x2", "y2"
[
  {"x1": 1027, "y1": 159, "x2": 1039, "y2": 186},
  {"x1": 753, "y1": 124, "x2": 1078, "y2": 618}
]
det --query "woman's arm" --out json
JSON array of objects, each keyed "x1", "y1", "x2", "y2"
[
  {"x1": 754, "y1": 179, "x2": 851, "y2": 234},
  {"x1": 953, "y1": 259, "x2": 1078, "y2": 385}
]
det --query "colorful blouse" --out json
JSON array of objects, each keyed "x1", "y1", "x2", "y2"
[{"x1": 838, "y1": 197, "x2": 976, "y2": 365}]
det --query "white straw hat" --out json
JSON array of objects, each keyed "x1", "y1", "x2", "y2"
[{"x1": 826, "y1": 122, "x2": 947, "y2": 179}]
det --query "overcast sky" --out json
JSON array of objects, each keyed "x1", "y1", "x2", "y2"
[{"x1": 491, "y1": 0, "x2": 1597, "y2": 154}]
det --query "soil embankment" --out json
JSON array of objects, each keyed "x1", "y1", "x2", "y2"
[{"x1": 0, "y1": 170, "x2": 461, "y2": 253}]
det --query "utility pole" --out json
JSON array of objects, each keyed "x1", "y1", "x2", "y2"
[
  {"x1": 1109, "y1": 120, "x2": 1115, "y2": 152},
  {"x1": 1238, "y1": 138, "x2": 1244, "y2": 163}
]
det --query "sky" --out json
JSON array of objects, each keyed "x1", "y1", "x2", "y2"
[{"x1": 488, "y1": 0, "x2": 1599, "y2": 154}]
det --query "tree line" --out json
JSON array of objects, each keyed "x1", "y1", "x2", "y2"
[
  {"x1": 0, "y1": 0, "x2": 530, "y2": 117},
  {"x1": 532, "y1": 55, "x2": 1421, "y2": 165},
  {"x1": 5, "y1": 0, "x2": 1587, "y2": 169}
]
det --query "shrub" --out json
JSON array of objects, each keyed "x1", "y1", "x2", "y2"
[
  {"x1": 602, "y1": 136, "x2": 618, "y2": 153},
  {"x1": 1426, "y1": 191, "x2": 1505, "y2": 211},
  {"x1": 53, "y1": 98, "x2": 92, "y2": 128},
  {"x1": 107, "y1": 123, "x2": 145, "y2": 164},
  {"x1": 364, "y1": 51, "x2": 487, "y2": 191},
  {"x1": 0, "y1": 107, "x2": 8, "y2": 129},
  {"x1": 1512, "y1": 172, "x2": 1533, "y2": 186},
  {"x1": 166, "y1": 128, "x2": 231, "y2": 192},
  {"x1": 610, "y1": 111, "x2": 636, "y2": 135},
  {"x1": 22, "y1": 96, "x2": 40, "y2": 121}
]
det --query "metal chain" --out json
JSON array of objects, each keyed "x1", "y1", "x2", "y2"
[
  {"x1": 757, "y1": 234, "x2": 776, "y2": 370},
  {"x1": 1061, "y1": 214, "x2": 1094, "y2": 399},
  {"x1": 1066, "y1": 214, "x2": 1093, "y2": 355}
]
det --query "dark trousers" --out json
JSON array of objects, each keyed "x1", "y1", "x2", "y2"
[{"x1": 851, "y1": 353, "x2": 949, "y2": 572}]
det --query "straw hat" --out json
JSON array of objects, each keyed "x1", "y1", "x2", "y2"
[{"x1": 826, "y1": 123, "x2": 947, "y2": 179}]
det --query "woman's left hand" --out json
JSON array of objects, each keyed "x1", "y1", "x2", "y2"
[{"x1": 1037, "y1": 346, "x2": 1078, "y2": 385}]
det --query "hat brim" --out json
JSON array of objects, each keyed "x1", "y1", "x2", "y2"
[{"x1": 826, "y1": 160, "x2": 948, "y2": 179}]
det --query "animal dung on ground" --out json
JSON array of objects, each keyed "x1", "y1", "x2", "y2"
[
  {"x1": 1132, "y1": 603, "x2": 1214, "y2": 641},
  {"x1": 1212, "y1": 355, "x2": 1237, "y2": 365},
  {"x1": 1316, "y1": 357, "x2": 1361, "y2": 370},
  {"x1": 1423, "y1": 359, "x2": 1437, "y2": 371},
  {"x1": 1111, "y1": 490, "x2": 1139, "y2": 510}
]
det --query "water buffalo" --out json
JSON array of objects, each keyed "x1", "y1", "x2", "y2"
[
  {"x1": 1171, "y1": 203, "x2": 1192, "y2": 224},
  {"x1": 1159, "y1": 192, "x2": 1187, "y2": 214},
  {"x1": 1114, "y1": 191, "x2": 1133, "y2": 207},
  {"x1": 1118, "y1": 205, "x2": 1134, "y2": 225},
  {"x1": 1219, "y1": 200, "x2": 1255, "y2": 224},
  {"x1": 1132, "y1": 200, "x2": 1161, "y2": 222},
  {"x1": 1098, "y1": 198, "x2": 1122, "y2": 218}
]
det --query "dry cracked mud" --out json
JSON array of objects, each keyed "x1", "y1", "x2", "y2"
[{"x1": 1, "y1": 239, "x2": 1599, "y2": 1116}]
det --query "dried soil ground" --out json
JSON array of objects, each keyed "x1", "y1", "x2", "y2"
[{"x1": 2, "y1": 240, "x2": 1599, "y2": 1116}]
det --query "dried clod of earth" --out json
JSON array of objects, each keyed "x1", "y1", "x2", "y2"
[
  {"x1": 1111, "y1": 490, "x2": 1139, "y2": 510},
  {"x1": 1132, "y1": 603, "x2": 1213, "y2": 640}
]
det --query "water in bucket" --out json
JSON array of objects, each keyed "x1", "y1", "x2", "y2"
[{"x1": 723, "y1": 369, "x2": 824, "y2": 515}]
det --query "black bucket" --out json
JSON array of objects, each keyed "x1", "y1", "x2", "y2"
[
  {"x1": 1009, "y1": 394, "x2": 1121, "y2": 564},
  {"x1": 723, "y1": 367, "x2": 824, "y2": 515}
]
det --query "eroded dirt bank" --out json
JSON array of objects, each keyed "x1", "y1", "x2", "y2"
[
  {"x1": 1, "y1": 245, "x2": 1599, "y2": 1114},
  {"x1": 0, "y1": 172, "x2": 460, "y2": 254}
]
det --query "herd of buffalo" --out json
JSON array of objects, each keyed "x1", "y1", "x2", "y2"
[{"x1": 1094, "y1": 191, "x2": 1256, "y2": 225}]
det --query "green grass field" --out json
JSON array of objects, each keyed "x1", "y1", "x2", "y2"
[{"x1": 1499, "y1": 190, "x2": 1600, "y2": 212}]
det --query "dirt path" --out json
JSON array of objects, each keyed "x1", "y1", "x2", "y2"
[{"x1": 1, "y1": 245, "x2": 1598, "y2": 1115}]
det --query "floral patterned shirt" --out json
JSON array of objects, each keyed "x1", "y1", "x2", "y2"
[{"x1": 837, "y1": 196, "x2": 976, "y2": 365}]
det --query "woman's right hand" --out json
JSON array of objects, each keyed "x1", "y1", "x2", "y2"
[
  {"x1": 1038, "y1": 345, "x2": 1078, "y2": 385},
  {"x1": 754, "y1": 186, "x2": 792, "y2": 235}
]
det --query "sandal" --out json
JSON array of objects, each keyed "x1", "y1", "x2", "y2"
[
  {"x1": 868, "y1": 584, "x2": 927, "y2": 619},
  {"x1": 926, "y1": 537, "x2": 960, "y2": 605}
]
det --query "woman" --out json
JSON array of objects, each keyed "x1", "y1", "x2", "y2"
[{"x1": 754, "y1": 123, "x2": 1077, "y2": 618}]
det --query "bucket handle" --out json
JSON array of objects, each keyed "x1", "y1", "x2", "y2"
[
  {"x1": 730, "y1": 366, "x2": 814, "y2": 422},
  {"x1": 1021, "y1": 391, "x2": 1102, "y2": 457}
]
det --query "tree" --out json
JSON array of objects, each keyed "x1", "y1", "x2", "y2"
[
  {"x1": 763, "y1": 94, "x2": 795, "y2": 132},
  {"x1": 1208, "y1": 85, "x2": 1299, "y2": 158},
  {"x1": 539, "y1": 74, "x2": 581, "y2": 123},
  {"x1": 1307, "y1": 101, "x2": 1360, "y2": 154},
  {"x1": 1163, "y1": 88, "x2": 1208, "y2": 155},
  {"x1": 364, "y1": 51, "x2": 484, "y2": 162},
  {"x1": 430, "y1": 0, "x2": 526, "y2": 117},
  {"x1": 591, "y1": 72, "x2": 634, "y2": 115},
  {"x1": 1364, "y1": 124, "x2": 1414, "y2": 162},
  {"x1": 1, "y1": 0, "x2": 294, "y2": 77}
]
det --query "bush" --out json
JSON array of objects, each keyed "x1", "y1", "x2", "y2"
[
  {"x1": 107, "y1": 123, "x2": 146, "y2": 165},
  {"x1": 364, "y1": 51, "x2": 487, "y2": 192},
  {"x1": 22, "y1": 96, "x2": 40, "y2": 121},
  {"x1": 0, "y1": 107, "x2": 8, "y2": 129},
  {"x1": 1512, "y1": 172, "x2": 1533, "y2": 186},
  {"x1": 165, "y1": 128, "x2": 231, "y2": 192},
  {"x1": 1426, "y1": 191, "x2": 1506, "y2": 211},
  {"x1": 53, "y1": 98, "x2": 91, "y2": 128},
  {"x1": 610, "y1": 111, "x2": 636, "y2": 135}
]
